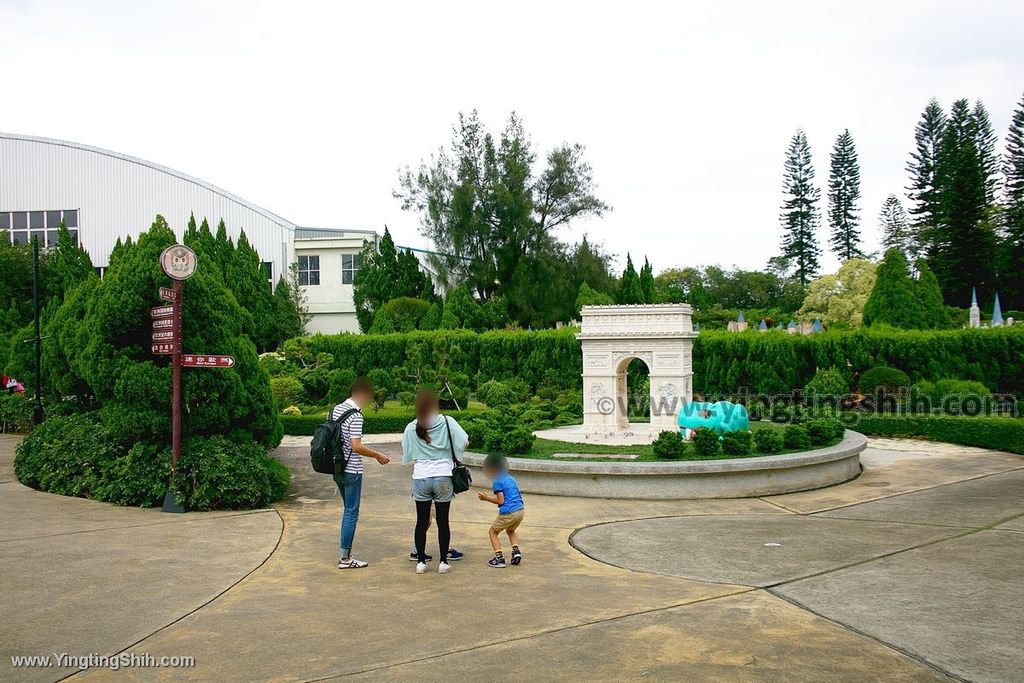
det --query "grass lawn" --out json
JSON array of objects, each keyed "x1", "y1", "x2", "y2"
[{"x1": 479, "y1": 422, "x2": 842, "y2": 462}]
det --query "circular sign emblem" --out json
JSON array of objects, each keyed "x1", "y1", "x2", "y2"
[{"x1": 160, "y1": 244, "x2": 198, "y2": 280}]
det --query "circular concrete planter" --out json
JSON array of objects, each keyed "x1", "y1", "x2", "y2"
[{"x1": 462, "y1": 431, "x2": 866, "y2": 500}]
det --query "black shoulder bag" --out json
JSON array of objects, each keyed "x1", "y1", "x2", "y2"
[{"x1": 445, "y1": 416, "x2": 472, "y2": 494}]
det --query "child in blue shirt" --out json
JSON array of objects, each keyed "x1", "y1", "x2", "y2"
[{"x1": 477, "y1": 454, "x2": 524, "y2": 568}]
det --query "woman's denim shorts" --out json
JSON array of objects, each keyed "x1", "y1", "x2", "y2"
[{"x1": 411, "y1": 476, "x2": 454, "y2": 503}]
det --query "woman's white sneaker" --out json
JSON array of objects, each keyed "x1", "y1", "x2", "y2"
[
  {"x1": 438, "y1": 562, "x2": 452, "y2": 574},
  {"x1": 416, "y1": 562, "x2": 428, "y2": 574},
  {"x1": 338, "y1": 557, "x2": 368, "y2": 570}
]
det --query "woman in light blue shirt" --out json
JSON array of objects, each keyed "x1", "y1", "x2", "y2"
[{"x1": 402, "y1": 389, "x2": 468, "y2": 575}]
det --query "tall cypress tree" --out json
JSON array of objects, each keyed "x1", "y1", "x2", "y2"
[
  {"x1": 639, "y1": 257, "x2": 656, "y2": 303},
  {"x1": 879, "y1": 194, "x2": 914, "y2": 260},
  {"x1": 779, "y1": 129, "x2": 821, "y2": 286},
  {"x1": 913, "y1": 259, "x2": 949, "y2": 329},
  {"x1": 973, "y1": 100, "x2": 1000, "y2": 203},
  {"x1": 227, "y1": 229, "x2": 275, "y2": 351},
  {"x1": 1003, "y1": 93, "x2": 1024, "y2": 309},
  {"x1": 906, "y1": 99, "x2": 947, "y2": 258},
  {"x1": 617, "y1": 253, "x2": 644, "y2": 304},
  {"x1": 214, "y1": 219, "x2": 235, "y2": 276},
  {"x1": 863, "y1": 248, "x2": 923, "y2": 329},
  {"x1": 828, "y1": 129, "x2": 863, "y2": 260},
  {"x1": 932, "y1": 98, "x2": 997, "y2": 305}
]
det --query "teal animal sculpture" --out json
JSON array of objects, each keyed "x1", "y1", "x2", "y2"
[{"x1": 677, "y1": 400, "x2": 749, "y2": 438}]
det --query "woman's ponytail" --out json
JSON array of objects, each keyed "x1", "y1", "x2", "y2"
[{"x1": 414, "y1": 389, "x2": 439, "y2": 444}]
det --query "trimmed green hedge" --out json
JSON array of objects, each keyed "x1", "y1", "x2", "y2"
[
  {"x1": 849, "y1": 414, "x2": 1024, "y2": 454},
  {"x1": 290, "y1": 326, "x2": 1024, "y2": 397},
  {"x1": 280, "y1": 406, "x2": 492, "y2": 436}
]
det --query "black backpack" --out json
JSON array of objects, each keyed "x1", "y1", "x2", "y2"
[{"x1": 310, "y1": 407, "x2": 360, "y2": 475}]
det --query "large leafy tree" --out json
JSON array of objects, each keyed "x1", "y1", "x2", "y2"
[
  {"x1": 571, "y1": 236, "x2": 616, "y2": 299},
  {"x1": 879, "y1": 194, "x2": 914, "y2": 260},
  {"x1": 798, "y1": 258, "x2": 877, "y2": 327},
  {"x1": 352, "y1": 227, "x2": 433, "y2": 332},
  {"x1": 906, "y1": 99, "x2": 947, "y2": 257},
  {"x1": 931, "y1": 98, "x2": 998, "y2": 305},
  {"x1": 779, "y1": 129, "x2": 822, "y2": 286},
  {"x1": 396, "y1": 111, "x2": 609, "y2": 326},
  {"x1": 827, "y1": 129, "x2": 863, "y2": 260},
  {"x1": 1002, "y1": 93, "x2": 1024, "y2": 309}
]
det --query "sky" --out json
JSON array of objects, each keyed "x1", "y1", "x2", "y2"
[{"x1": 2, "y1": 0, "x2": 1022, "y2": 276}]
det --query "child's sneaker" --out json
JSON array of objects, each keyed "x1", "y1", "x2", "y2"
[
  {"x1": 438, "y1": 561, "x2": 452, "y2": 574},
  {"x1": 446, "y1": 548, "x2": 464, "y2": 561},
  {"x1": 510, "y1": 547, "x2": 522, "y2": 565},
  {"x1": 488, "y1": 555, "x2": 507, "y2": 569},
  {"x1": 416, "y1": 562, "x2": 427, "y2": 574}
]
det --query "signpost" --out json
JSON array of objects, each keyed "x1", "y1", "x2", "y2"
[{"x1": 155, "y1": 245, "x2": 236, "y2": 513}]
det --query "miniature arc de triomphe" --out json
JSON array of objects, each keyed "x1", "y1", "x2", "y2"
[{"x1": 577, "y1": 304, "x2": 698, "y2": 438}]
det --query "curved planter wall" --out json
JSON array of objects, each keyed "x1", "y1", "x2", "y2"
[{"x1": 462, "y1": 431, "x2": 867, "y2": 500}]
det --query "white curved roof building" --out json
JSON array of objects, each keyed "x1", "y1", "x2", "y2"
[{"x1": 0, "y1": 132, "x2": 391, "y2": 333}]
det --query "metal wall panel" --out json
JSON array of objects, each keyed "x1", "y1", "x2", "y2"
[{"x1": 0, "y1": 133, "x2": 295, "y2": 281}]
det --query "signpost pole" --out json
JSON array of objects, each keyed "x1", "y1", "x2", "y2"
[{"x1": 171, "y1": 278, "x2": 183, "y2": 468}]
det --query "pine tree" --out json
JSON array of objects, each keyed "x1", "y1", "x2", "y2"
[
  {"x1": 1002, "y1": 93, "x2": 1024, "y2": 309},
  {"x1": 828, "y1": 129, "x2": 863, "y2": 260},
  {"x1": 863, "y1": 248, "x2": 924, "y2": 329},
  {"x1": 352, "y1": 227, "x2": 432, "y2": 332},
  {"x1": 879, "y1": 195, "x2": 914, "y2": 259},
  {"x1": 214, "y1": 219, "x2": 235, "y2": 276},
  {"x1": 617, "y1": 254, "x2": 644, "y2": 304},
  {"x1": 639, "y1": 257, "x2": 656, "y2": 303},
  {"x1": 272, "y1": 277, "x2": 303, "y2": 342},
  {"x1": 932, "y1": 98, "x2": 998, "y2": 305},
  {"x1": 779, "y1": 129, "x2": 822, "y2": 285},
  {"x1": 913, "y1": 259, "x2": 950, "y2": 329},
  {"x1": 906, "y1": 99, "x2": 947, "y2": 257},
  {"x1": 419, "y1": 301, "x2": 443, "y2": 330},
  {"x1": 227, "y1": 229, "x2": 275, "y2": 351},
  {"x1": 47, "y1": 223, "x2": 95, "y2": 298},
  {"x1": 973, "y1": 100, "x2": 1000, "y2": 202}
]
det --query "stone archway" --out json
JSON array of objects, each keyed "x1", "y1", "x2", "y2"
[{"x1": 577, "y1": 304, "x2": 697, "y2": 438}]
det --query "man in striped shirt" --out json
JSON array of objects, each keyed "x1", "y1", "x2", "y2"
[{"x1": 333, "y1": 377, "x2": 391, "y2": 569}]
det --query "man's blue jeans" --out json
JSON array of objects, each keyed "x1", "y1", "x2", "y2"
[{"x1": 333, "y1": 472, "x2": 362, "y2": 557}]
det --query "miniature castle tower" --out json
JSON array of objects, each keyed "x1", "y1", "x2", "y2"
[
  {"x1": 969, "y1": 287, "x2": 981, "y2": 328},
  {"x1": 811, "y1": 318, "x2": 823, "y2": 333},
  {"x1": 758, "y1": 319, "x2": 767, "y2": 332},
  {"x1": 728, "y1": 311, "x2": 748, "y2": 332},
  {"x1": 992, "y1": 292, "x2": 1004, "y2": 327}
]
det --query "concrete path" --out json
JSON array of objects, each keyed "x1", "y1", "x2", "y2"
[{"x1": 1, "y1": 434, "x2": 1021, "y2": 682}]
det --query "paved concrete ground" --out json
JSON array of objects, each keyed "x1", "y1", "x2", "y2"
[{"x1": 1, "y1": 433, "x2": 1021, "y2": 682}]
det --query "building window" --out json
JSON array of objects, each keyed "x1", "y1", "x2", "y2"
[
  {"x1": 298, "y1": 255, "x2": 320, "y2": 286},
  {"x1": 261, "y1": 261, "x2": 273, "y2": 287},
  {"x1": 341, "y1": 254, "x2": 359, "y2": 285},
  {"x1": 0, "y1": 209, "x2": 79, "y2": 247}
]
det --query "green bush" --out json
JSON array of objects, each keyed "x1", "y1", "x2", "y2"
[
  {"x1": 0, "y1": 393, "x2": 34, "y2": 433},
  {"x1": 381, "y1": 296, "x2": 430, "y2": 332},
  {"x1": 913, "y1": 379, "x2": 993, "y2": 415},
  {"x1": 270, "y1": 376, "x2": 305, "y2": 410},
  {"x1": 721, "y1": 430, "x2": 753, "y2": 456},
  {"x1": 14, "y1": 414, "x2": 290, "y2": 509},
  {"x1": 848, "y1": 414, "x2": 1024, "y2": 454},
  {"x1": 859, "y1": 366, "x2": 911, "y2": 396},
  {"x1": 652, "y1": 430, "x2": 686, "y2": 459},
  {"x1": 690, "y1": 427, "x2": 720, "y2": 458},
  {"x1": 804, "y1": 366, "x2": 849, "y2": 399},
  {"x1": 753, "y1": 428, "x2": 784, "y2": 454},
  {"x1": 500, "y1": 426, "x2": 536, "y2": 455},
  {"x1": 476, "y1": 379, "x2": 519, "y2": 407},
  {"x1": 805, "y1": 419, "x2": 838, "y2": 446},
  {"x1": 783, "y1": 424, "x2": 811, "y2": 450}
]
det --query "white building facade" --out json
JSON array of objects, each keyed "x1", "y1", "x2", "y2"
[{"x1": 0, "y1": 132, "x2": 423, "y2": 335}]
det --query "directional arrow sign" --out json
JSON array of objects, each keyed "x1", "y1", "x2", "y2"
[
  {"x1": 151, "y1": 305, "x2": 175, "y2": 319},
  {"x1": 152, "y1": 342, "x2": 176, "y2": 355},
  {"x1": 152, "y1": 330, "x2": 176, "y2": 342},
  {"x1": 152, "y1": 318, "x2": 174, "y2": 330},
  {"x1": 182, "y1": 354, "x2": 235, "y2": 368},
  {"x1": 158, "y1": 286, "x2": 178, "y2": 303}
]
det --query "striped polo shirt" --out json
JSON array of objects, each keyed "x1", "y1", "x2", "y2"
[{"x1": 329, "y1": 399, "x2": 365, "y2": 474}]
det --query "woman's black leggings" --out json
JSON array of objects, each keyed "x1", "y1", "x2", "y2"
[{"x1": 415, "y1": 500, "x2": 450, "y2": 563}]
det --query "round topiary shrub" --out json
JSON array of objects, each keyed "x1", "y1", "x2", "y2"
[
  {"x1": 721, "y1": 430, "x2": 753, "y2": 456},
  {"x1": 859, "y1": 366, "x2": 911, "y2": 396},
  {"x1": 476, "y1": 379, "x2": 518, "y2": 408},
  {"x1": 500, "y1": 426, "x2": 535, "y2": 455},
  {"x1": 783, "y1": 424, "x2": 811, "y2": 450},
  {"x1": 753, "y1": 428, "x2": 784, "y2": 454},
  {"x1": 690, "y1": 427, "x2": 720, "y2": 458},
  {"x1": 804, "y1": 366, "x2": 850, "y2": 400},
  {"x1": 806, "y1": 419, "x2": 837, "y2": 446},
  {"x1": 652, "y1": 430, "x2": 686, "y2": 460},
  {"x1": 270, "y1": 376, "x2": 305, "y2": 410}
]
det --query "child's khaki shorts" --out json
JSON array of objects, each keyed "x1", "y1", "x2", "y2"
[{"x1": 490, "y1": 508, "x2": 525, "y2": 532}]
